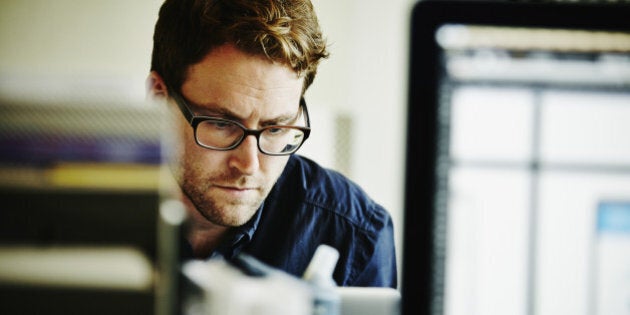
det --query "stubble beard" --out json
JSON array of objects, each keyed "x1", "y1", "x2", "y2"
[{"x1": 181, "y1": 171, "x2": 268, "y2": 227}]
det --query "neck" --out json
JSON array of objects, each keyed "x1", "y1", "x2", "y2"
[
  {"x1": 186, "y1": 223, "x2": 230, "y2": 259},
  {"x1": 178, "y1": 190, "x2": 231, "y2": 259}
]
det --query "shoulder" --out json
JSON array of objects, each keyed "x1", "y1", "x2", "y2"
[
  {"x1": 266, "y1": 155, "x2": 397, "y2": 287},
  {"x1": 280, "y1": 155, "x2": 391, "y2": 232}
]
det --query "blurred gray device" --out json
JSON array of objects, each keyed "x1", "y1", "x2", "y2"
[{"x1": 337, "y1": 287, "x2": 401, "y2": 315}]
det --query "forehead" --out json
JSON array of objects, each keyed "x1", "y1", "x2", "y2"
[{"x1": 181, "y1": 44, "x2": 304, "y2": 107}]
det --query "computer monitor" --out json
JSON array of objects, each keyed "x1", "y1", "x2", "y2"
[{"x1": 403, "y1": 1, "x2": 630, "y2": 315}]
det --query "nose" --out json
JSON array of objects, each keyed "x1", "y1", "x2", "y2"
[{"x1": 227, "y1": 134, "x2": 260, "y2": 175}]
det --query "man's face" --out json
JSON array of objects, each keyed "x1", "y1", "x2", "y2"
[{"x1": 169, "y1": 44, "x2": 304, "y2": 227}]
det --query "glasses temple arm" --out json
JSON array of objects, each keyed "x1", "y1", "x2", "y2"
[
  {"x1": 170, "y1": 91, "x2": 195, "y2": 124},
  {"x1": 300, "y1": 97, "x2": 311, "y2": 128}
]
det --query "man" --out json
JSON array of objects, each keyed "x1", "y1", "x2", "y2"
[{"x1": 147, "y1": 0, "x2": 397, "y2": 288}]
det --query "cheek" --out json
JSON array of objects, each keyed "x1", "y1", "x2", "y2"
[
  {"x1": 261, "y1": 155, "x2": 290, "y2": 180},
  {"x1": 167, "y1": 120, "x2": 204, "y2": 181}
]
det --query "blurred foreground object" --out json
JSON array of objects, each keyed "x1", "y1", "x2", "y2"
[
  {"x1": 0, "y1": 79, "x2": 184, "y2": 315},
  {"x1": 181, "y1": 256, "x2": 313, "y2": 315}
]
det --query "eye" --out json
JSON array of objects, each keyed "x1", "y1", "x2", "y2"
[
  {"x1": 266, "y1": 126, "x2": 290, "y2": 135},
  {"x1": 210, "y1": 120, "x2": 233, "y2": 129},
  {"x1": 197, "y1": 118, "x2": 240, "y2": 135},
  {"x1": 203, "y1": 118, "x2": 240, "y2": 130}
]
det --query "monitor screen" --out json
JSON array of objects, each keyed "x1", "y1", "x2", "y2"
[{"x1": 403, "y1": 1, "x2": 630, "y2": 315}]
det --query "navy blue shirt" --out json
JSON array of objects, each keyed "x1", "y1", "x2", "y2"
[{"x1": 183, "y1": 154, "x2": 398, "y2": 288}]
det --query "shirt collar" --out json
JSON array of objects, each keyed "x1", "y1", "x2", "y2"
[
  {"x1": 213, "y1": 155, "x2": 299, "y2": 259},
  {"x1": 215, "y1": 200, "x2": 264, "y2": 259}
]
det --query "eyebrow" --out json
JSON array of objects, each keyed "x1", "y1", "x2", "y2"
[{"x1": 187, "y1": 99, "x2": 300, "y2": 126}]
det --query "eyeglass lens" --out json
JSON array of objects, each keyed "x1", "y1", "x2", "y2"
[{"x1": 195, "y1": 119, "x2": 306, "y2": 154}]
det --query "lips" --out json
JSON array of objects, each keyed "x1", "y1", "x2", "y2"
[
  {"x1": 215, "y1": 183, "x2": 255, "y2": 189},
  {"x1": 222, "y1": 186, "x2": 254, "y2": 191},
  {"x1": 214, "y1": 184, "x2": 258, "y2": 192},
  {"x1": 213, "y1": 177, "x2": 260, "y2": 191}
]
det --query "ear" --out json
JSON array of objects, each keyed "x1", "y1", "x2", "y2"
[{"x1": 146, "y1": 71, "x2": 169, "y2": 100}]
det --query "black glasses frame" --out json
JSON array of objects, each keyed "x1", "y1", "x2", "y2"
[{"x1": 170, "y1": 91, "x2": 311, "y2": 156}]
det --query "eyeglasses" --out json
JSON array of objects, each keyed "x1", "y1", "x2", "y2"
[{"x1": 170, "y1": 92, "x2": 311, "y2": 156}]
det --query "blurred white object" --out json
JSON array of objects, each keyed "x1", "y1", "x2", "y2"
[
  {"x1": 181, "y1": 258, "x2": 313, "y2": 315},
  {"x1": 303, "y1": 244, "x2": 341, "y2": 315},
  {"x1": 181, "y1": 246, "x2": 401, "y2": 315},
  {"x1": 0, "y1": 246, "x2": 152, "y2": 290}
]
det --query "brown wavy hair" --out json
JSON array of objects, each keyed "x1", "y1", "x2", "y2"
[{"x1": 150, "y1": 0, "x2": 329, "y2": 94}]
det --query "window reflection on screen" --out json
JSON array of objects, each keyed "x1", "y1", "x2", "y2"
[{"x1": 433, "y1": 24, "x2": 630, "y2": 315}]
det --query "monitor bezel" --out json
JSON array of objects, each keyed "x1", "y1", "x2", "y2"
[{"x1": 402, "y1": 1, "x2": 630, "y2": 315}]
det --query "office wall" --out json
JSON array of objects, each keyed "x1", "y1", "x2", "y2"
[
  {"x1": 0, "y1": 0, "x2": 161, "y2": 99},
  {"x1": 304, "y1": 1, "x2": 414, "y2": 281},
  {"x1": 0, "y1": 0, "x2": 413, "y2": 284}
]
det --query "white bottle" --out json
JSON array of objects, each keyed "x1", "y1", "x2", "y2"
[{"x1": 303, "y1": 244, "x2": 341, "y2": 315}]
